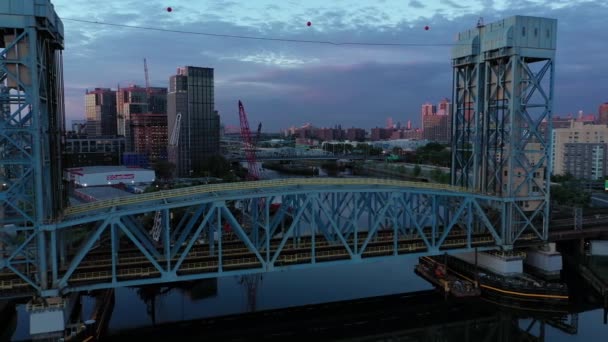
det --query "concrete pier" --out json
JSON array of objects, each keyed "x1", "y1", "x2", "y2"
[
  {"x1": 524, "y1": 243, "x2": 563, "y2": 279},
  {"x1": 28, "y1": 294, "x2": 78, "y2": 339},
  {"x1": 590, "y1": 240, "x2": 608, "y2": 256},
  {"x1": 452, "y1": 251, "x2": 524, "y2": 276}
]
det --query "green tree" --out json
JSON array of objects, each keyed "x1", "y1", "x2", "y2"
[
  {"x1": 412, "y1": 165, "x2": 421, "y2": 177},
  {"x1": 550, "y1": 179, "x2": 590, "y2": 207},
  {"x1": 153, "y1": 160, "x2": 176, "y2": 181},
  {"x1": 200, "y1": 154, "x2": 232, "y2": 179},
  {"x1": 430, "y1": 168, "x2": 444, "y2": 181},
  {"x1": 550, "y1": 173, "x2": 575, "y2": 183}
]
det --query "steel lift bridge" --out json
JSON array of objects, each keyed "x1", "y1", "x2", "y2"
[{"x1": 0, "y1": 1, "x2": 557, "y2": 306}]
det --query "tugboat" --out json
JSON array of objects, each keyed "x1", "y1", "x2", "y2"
[{"x1": 415, "y1": 256, "x2": 481, "y2": 298}]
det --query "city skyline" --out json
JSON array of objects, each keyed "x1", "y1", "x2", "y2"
[{"x1": 53, "y1": 0, "x2": 607, "y2": 130}]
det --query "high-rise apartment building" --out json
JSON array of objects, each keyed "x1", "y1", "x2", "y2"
[
  {"x1": 422, "y1": 99, "x2": 452, "y2": 143},
  {"x1": 423, "y1": 114, "x2": 451, "y2": 143},
  {"x1": 371, "y1": 127, "x2": 393, "y2": 141},
  {"x1": 117, "y1": 85, "x2": 168, "y2": 160},
  {"x1": 85, "y1": 88, "x2": 117, "y2": 136},
  {"x1": 386, "y1": 117, "x2": 393, "y2": 129},
  {"x1": 116, "y1": 85, "x2": 146, "y2": 136},
  {"x1": 420, "y1": 103, "x2": 436, "y2": 131},
  {"x1": 552, "y1": 120, "x2": 608, "y2": 177},
  {"x1": 129, "y1": 113, "x2": 168, "y2": 161},
  {"x1": 599, "y1": 103, "x2": 608, "y2": 125},
  {"x1": 437, "y1": 98, "x2": 452, "y2": 116},
  {"x1": 345, "y1": 128, "x2": 366, "y2": 141},
  {"x1": 167, "y1": 66, "x2": 220, "y2": 177},
  {"x1": 563, "y1": 143, "x2": 606, "y2": 180}
]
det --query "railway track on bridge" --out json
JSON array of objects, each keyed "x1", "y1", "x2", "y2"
[{"x1": 1, "y1": 229, "x2": 523, "y2": 294}]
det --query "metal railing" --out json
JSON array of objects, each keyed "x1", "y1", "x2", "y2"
[{"x1": 64, "y1": 178, "x2": 472, "y2": 216}]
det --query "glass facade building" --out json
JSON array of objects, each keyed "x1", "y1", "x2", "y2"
[
  {"x1": 85, "y1": 88, "x2": 117, "y2": 136},
  {"x1": 168, "y1": 67, "x2": 220, "y2": 177}
]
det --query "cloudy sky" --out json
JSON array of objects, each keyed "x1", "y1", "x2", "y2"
[{"x1": 51, "y1": 0, "x2": 607, "y2": 131}]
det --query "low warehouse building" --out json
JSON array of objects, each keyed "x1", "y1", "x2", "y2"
[{"x1": 64, "y1": 166, "x2": 156, "y2": 187}]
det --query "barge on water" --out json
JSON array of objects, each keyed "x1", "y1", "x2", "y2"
[
  {"x1": 419, "y1": 255, "x2": 569, "y2": 305},
  {"x1": 415, "y1": 256, "x2": 480, "y2": 298}
]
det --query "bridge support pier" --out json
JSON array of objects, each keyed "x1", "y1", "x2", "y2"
[
  {"x1": 524, "y1": 243, "x2": 563, "y2": 279},
  {"x1": 453, "y1": 251, "x2": 523, "y2": 276},
  {"x1": 589, "y1": 240, "x2": 608, "y2": 256},
  {"x1": 27, "y1": 294, "x2": 79, "y2": 339}
]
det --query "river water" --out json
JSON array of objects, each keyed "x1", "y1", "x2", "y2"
[{"x1": 7, "y1": 166, "x2": 608, "y2": 340}]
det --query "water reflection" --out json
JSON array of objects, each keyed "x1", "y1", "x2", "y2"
[{"x1": 238, "y1": 274, "x2": 263, "y2": 312}]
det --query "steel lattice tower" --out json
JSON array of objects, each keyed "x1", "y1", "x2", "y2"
[
  {"x1": 0, "y1": 0, "x2": 65, "y2": 291},
  {"x1": 451, "y1": 16, "x2": 557, "y2": 245}
]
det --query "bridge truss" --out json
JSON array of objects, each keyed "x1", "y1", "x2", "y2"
[
  {"x1": 0, "y1": 1, "x2": 65, "y2": 293},
  {"x1": 451, "y1": 16, "x2": 557, "y2": 244},
  {"x1": 1, "y1": 178, "x2": 538, "y2": 298}
]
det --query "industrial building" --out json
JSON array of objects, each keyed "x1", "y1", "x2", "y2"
[{"x1": 63, "y1": 166, "x2": 155, "y2": 187}]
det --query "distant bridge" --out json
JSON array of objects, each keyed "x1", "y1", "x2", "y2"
[{"x1": 225, "y1": 151, "x2": 385, "y2": 162}]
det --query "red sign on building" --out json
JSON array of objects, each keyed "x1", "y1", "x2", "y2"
[{"x1": 106, "y1": 174, "x2": 135, "y2": 181}]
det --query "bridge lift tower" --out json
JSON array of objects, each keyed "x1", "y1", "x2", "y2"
[
  {"x1": 451, "y1": 16, "x2": 557, "y2": 245},
  {"x1": 0, "y1": 0, "x2": 65, "y2": 291}
]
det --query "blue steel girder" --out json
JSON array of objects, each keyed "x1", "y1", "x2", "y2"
[
  {"x1": 2, "y1": 179, "x2": 523, "y2": 297},
  {"x1": 452, "y1": 18, "x2": 555, "y2": 245},
  {"x1": 314, "y1": 194, "x2": 355, "y2": 258},
  {"x1": 1, "y1": 4, "x2": 66, "y2": 294},
  {"x1": 452, "y1": 62, "x2": 482, "y2": 190}
]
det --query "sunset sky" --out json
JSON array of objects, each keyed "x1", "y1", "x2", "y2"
[{"x1": 51, "y1": 0, "x2": 608, "y2": 130}]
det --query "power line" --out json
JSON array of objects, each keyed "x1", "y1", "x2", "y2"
[{"x1": 62, "y1": 18, "x2": 467, "y2": 47}]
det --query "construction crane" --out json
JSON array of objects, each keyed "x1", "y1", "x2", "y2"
[
  {"x1": 150, "y1": 211, "x2": 162, "y2": 242},
  {"x1": 238, "y1": 100, "x2": 260, "y2": 180},
  {"x1": 169, "y1": 112, "x2": 182, "y2": 147},
  {"x1": 144, "y1": 58, "x2": 152, "y2": 113},
  {"x1": 150, "y1": 112, "x2": 181, "y2": 242}
]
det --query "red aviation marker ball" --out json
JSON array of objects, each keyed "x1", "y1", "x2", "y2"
[
  {"x1": 167, "y1": 7, "x2": 173, "y2": 12},
  {"x1": 307, "y1": 21, "x2": 312, "y2": 27},
  {"x1": 424, "y1": 25, "x2": 430, "y2": 30}
]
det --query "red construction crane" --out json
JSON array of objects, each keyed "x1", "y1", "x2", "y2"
[{"x1": 238, "y1": 100, "x2": 260, "y2": 180}]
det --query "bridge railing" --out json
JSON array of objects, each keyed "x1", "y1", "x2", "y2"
[{"x1": 63, "y1": 178, "x2": 473, "y2": 217}]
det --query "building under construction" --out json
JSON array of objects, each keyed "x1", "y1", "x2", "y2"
[{"x1": 117, "y1": 84, "x2": 168, "y2": 162}]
